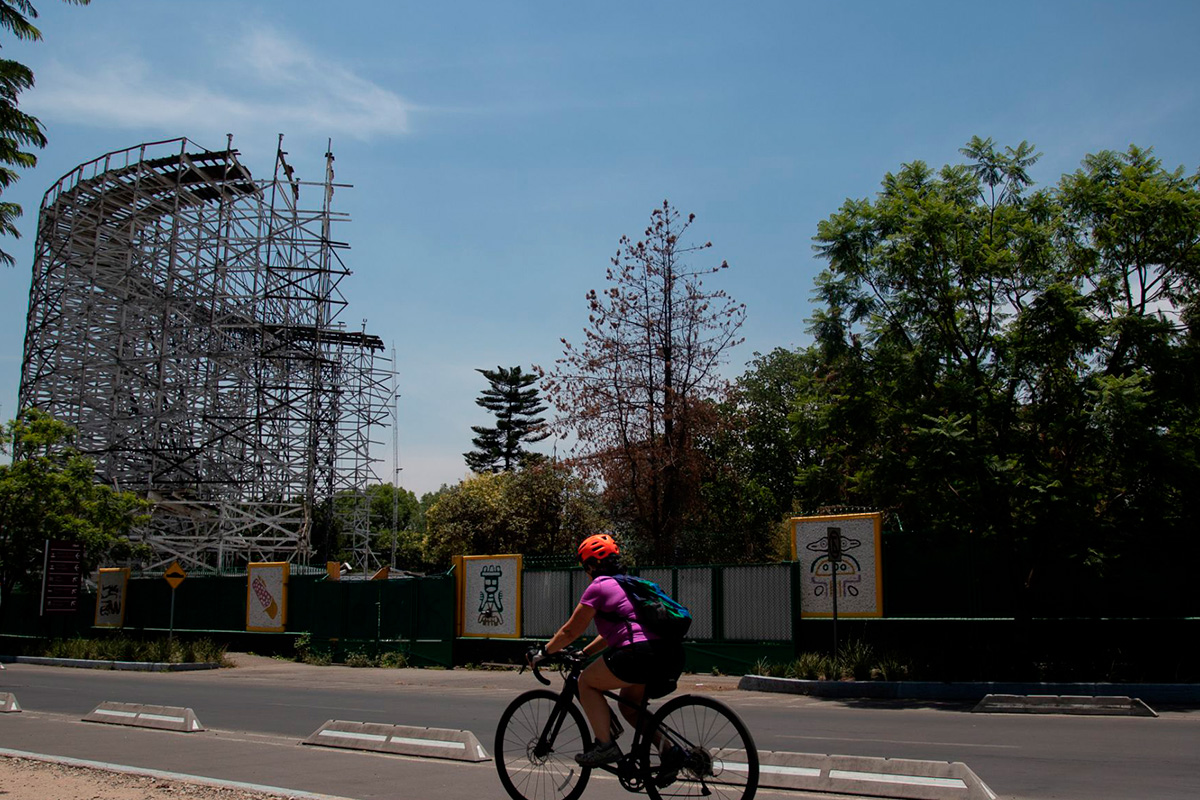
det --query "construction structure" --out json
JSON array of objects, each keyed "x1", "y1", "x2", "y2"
[{"x1": 18, "y1": 136, "x2": 392, "y2": 573}]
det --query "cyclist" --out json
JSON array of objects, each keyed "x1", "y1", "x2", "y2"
[{"x1": 527, "y1": 534, "x2": 685, "y2": 768}]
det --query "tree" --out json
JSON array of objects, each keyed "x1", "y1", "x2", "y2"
[
  {"x1": 424, "y1": 461, "x2": 605, "y2": 567},
  {"x1": 464, "y1": 366, "x2": 549, "y2": 473},
  {"x1": 362, "y1": 482, "x2": 425, "y2": 571},
  {"x1": 0, "y1": 0, "x2": 90, "y2": 266},
  {"x1": 0, "y1": 408, "x2": 148, "y2": 625},
  {"x1": 542, "y1": 201, "x2": 745, "y2": 562},
  {"x1": 691, "y1": 347, "x2": 814, "y2": 563},
  {"x1": 802, "y1": 138, "x2": 1200, "y2": 615}
]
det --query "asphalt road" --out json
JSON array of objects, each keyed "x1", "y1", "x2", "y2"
[{"x1": 1, "y1": 656, "x2": 1198, "y2": 800}]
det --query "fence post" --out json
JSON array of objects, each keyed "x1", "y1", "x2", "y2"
[
  {"x1": 712, "y1": 566, "x2": 725, "y2": 641},
  {"x1": 789, "y1": 560, "x2": 802, "y2": 658}
]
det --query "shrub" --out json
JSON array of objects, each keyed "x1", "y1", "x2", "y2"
[
  {"x1": 302, "y1": 649, "x2": 332, "y2": 666},
  {"x1": 788, "y1": 652, "x2": 834, "y2": 680},
  {"x1": 345, "y1": 651, "x2": 377, "y2": 668},
  {"x1": 190, "y1": 638, "x2": 230, "y2": 665},
  {"x1": 148, "y1": 637, "x2": 182, "y2": 663},
  {"x1": 379, "y1": 651, "x2": 408, "y2": 669},
  {"x1": 293, "y1": 632, "x2": 313, "y2": 663},
  {"x1": 837, "y1": 640, "x2": 875, "y2": 681}
]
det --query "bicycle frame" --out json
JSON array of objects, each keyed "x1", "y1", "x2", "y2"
[{"x1": 529, "y1": 657, "x2": 699, "y2": 788}]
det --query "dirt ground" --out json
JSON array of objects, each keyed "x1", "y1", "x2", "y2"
[{"x1": 0, "y1": 755, "x2": 302, "y2": 800}]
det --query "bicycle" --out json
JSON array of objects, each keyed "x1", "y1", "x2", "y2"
[{"x1": 494, "y1": 650, "x2": 759, "y2": 800}]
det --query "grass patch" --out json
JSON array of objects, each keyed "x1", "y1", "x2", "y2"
[{"x1": 38, "y1": 636, "x2": 229, "y2": 665}]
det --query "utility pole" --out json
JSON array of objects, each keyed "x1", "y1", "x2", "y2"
[
  {"x1": 390, "y1": 343, "x2": 400, "y2": 569},
  {"x1": 827, "y1": 526, "x2": 842, "y2": 656}
]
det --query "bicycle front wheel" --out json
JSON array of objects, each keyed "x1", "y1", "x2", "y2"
[
  {"x1": 641, "y1": 694, "x2": 759, "y2": 800},
  {"x1": 494, "y1": 689, "x2": 593, "y2": 800}
]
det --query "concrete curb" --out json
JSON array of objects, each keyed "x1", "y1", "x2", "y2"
[
  {"x1": 0, "y1": 655, "x2": 220, "y2": 672},
  {"x1": 750, "y1": 750, "x2": 997, "y2": 800},
  {"x1": 303, "y1": 719, "x2": 490, "y2": 762},
  {"x1": 973, "y1": 693, "x2": 1158, "y2": 717},
  {"x1": 0, "y1": 692, "x2": 19, "y2": 712},
  {"x1": 738, "y1": 675, "x2": 1200, "y2": 704},
  {"x1": 83, "y1": 701, "x2": 204, "y2": 732}
]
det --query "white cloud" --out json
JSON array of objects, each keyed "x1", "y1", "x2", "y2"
[{"x1": 27, "y1": 28, "x2": 411, "y2": 142}]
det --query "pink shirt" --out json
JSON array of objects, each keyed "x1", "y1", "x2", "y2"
[{"x1": 579, "y1": 575, "x2": 653, "y2": 649}]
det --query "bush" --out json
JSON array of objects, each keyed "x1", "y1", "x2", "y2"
[
  {"x1": 36, "y1": 636, "x2": 228, "y2": 665},
  {"x1": 190, "y1": 638, "x2": 229, "y2": 665},
  {"x1": 379, "y1": 651, "x2": 408, "y2": 668},
  {"x1": 345, "y1": 651, "x2": 377, "y2": 668},
  {"x1": 293, "y1": 632, "x2": 313, "y2": 663},
  {"x1": 754, "y1": 643, "x2": 913, "y2": 682},
  {"x1": 837, "y1": 640, "x2": 876, "y2": 680}
]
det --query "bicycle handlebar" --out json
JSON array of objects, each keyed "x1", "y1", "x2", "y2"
[{"x1": 520, "y1": 649, "x2": 587, "y2": 685}]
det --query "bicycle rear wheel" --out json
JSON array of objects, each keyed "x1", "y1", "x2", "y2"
[
  {"x1": 495, "y1": 689, "x2": 593, "y2": 800},
  {"x1": 641, "y1": 694, "x2": 758, "y2": 800}
]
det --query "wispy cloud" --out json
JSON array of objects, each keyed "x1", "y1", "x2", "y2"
[{"x1": 27, "y1": 28, "x2": 412, "y2": 141}]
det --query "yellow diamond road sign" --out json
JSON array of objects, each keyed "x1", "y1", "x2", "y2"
[{"x1": 164, "y1": 561, "x2": 187, "y2": 589}]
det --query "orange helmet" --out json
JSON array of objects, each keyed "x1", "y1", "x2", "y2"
[{"x1": 578, "y1": 534, "x2": 620, "y2": 565}]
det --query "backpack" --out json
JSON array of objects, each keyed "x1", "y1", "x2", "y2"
[{"x1": 607, "y1": 574, "x2": 692, "y2": 640}]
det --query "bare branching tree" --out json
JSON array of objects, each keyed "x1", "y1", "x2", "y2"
[{"x1": 541, "y1": 201, "x2": 745, "y2": 562}]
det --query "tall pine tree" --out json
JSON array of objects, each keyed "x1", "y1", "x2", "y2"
[{"x1": 464, "y1": 366, "x2": 549, "y2": 473}]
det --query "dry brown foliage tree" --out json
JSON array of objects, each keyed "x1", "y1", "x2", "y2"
[{"x1": 540, "y1": 201, "x2": 745, "y2": 562}]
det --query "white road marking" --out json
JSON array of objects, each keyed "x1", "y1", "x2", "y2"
[
  {"x1": 777, "y1": 733, "x2": 1019, "y2": 749},
  {"x1": 829, "y1": 768, "x2": 968, "y2": 789},
  {"x1": 389, "y1": 736, "x2": 465, "y2": 749},
  {"x1": 317, "y1": 729, "x2": 388, "y2": 743}
]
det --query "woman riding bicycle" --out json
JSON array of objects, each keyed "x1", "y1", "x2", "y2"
[{"x1": 528, "y1": 534, "x2": 685, "y2": 768}]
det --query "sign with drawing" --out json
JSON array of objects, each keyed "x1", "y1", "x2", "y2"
[
  {"x1": 457, "y1": 554, "x2": 522, "y2": 638},
  {"x1": 792, "y1": 513, "x2": 884, "y2": 618},
  {"x1": 246, "y1": 562, "x2": 289, "y2": 632},
  {"x1": 94, "y1": 567, "x2": 130, "y2": 628}
]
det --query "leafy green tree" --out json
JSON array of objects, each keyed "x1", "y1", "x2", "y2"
[
  {"x1": 0, "y1": 0, "x2": 90, "y2": 265},
  {"x1": 542, "y1": 201, "x2": 745, "y2": 562},
  {"x1": 690, "y1": 348, "x2": 814, "y2": 563},
  {"x1": 424, "y1": 461, "x2": 605, "y2": 567},
  {"x1": 0, "y1": 408, "x2": 148, "y2": 625},
  {"x1": 464, "y1": 366, "x2": 549, "y2": 474},
  {"x1": 801, "y1": 138, "x2": 1200, "y2": 614},
  {"x1": 362, "y1": 483, "x2": 425, "y2": 570}
]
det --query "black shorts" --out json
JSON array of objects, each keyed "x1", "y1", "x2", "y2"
[{"x1": 602, "y1": 639, "x2": 685, "y2": 694}]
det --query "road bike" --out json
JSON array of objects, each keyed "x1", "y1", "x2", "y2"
[{"x1": 494, "y1": 650, "x2": 759, "y2": 800}]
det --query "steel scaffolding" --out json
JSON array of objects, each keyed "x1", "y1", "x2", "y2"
[{"x1": 18, "y1": 136, "x2": 390, "y2": 573}]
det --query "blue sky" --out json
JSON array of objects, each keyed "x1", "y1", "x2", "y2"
[{"x1": 2, "y1": 0, "x2": 1198, "y2": 496}]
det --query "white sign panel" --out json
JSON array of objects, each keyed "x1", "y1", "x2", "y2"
[
  {"x1": 246, "y1": 562, "x2": 289, "y2": 632},
  {"x1": 460, "y1": 555, "x2": 522, "y2": 638},
  {"x1": 793, "y1": 513, "x2": 883, "y2": 618},
  {"x1": 94, "y1": 568, "x2": 130, "y2": 628}
]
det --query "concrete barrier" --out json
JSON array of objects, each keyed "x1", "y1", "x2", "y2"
[
  {"x1": 973, "y1": 693, "x2": 1157, "y2": 717},
  {"x1": 0, "y1": 693, "x2": 19, "y2": 712},
  {"x1": 83, "y1": 701, "x2": 204, "y2": 732},
  {"x1": 304, "y1": 720, "x2": 489, "y2": 762},
  {"x1": 742, "y1": 750, "x2": 996, "y2": 800}
]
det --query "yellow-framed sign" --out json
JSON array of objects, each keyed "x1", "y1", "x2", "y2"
[
  {"x1": 246, "y1": 562, "x2": 289, "y2": 632},
  {"x1": 457, "y1": 554, "x2": 523, "y2": 638},
  {"x1": 94, "y1": 567, "x2": 130, "y2": 628},
  {"x1": 792, "y1": 512, "x2": 884, "y2": 618}
]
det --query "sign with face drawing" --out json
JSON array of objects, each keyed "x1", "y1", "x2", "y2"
[
  {"x1": 459, "y1": 554, "x2": 522, "y2": 638},
  {"x1": 792, "y1": 513, "x2": 884, "y2": 618}
]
